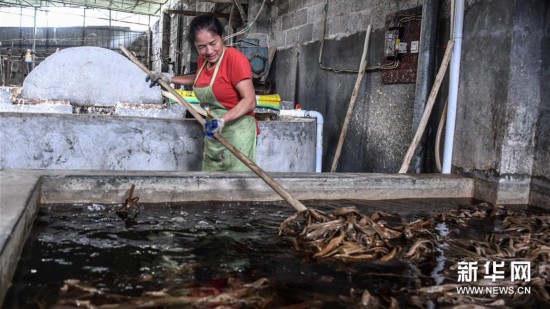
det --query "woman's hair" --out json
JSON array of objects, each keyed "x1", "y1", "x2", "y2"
[{"x1": 187, "y1": 13, "x2": 224, "y2": 46}]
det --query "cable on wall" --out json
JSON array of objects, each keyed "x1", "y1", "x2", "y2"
[
  {"x1": 223, "y1": 0, "x2": 267, "y2": 42},
  {"x1": 318, "y1": 0, "x2": 409, "y2": 73}
]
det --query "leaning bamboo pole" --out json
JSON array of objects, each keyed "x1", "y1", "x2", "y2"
[{"x1": 399, "y1": 40, "x2": 455, "y2": 173}]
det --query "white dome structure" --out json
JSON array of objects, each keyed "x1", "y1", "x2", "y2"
[{"x1": 21, "y1": 47, "x2": 162, "y2": 106}]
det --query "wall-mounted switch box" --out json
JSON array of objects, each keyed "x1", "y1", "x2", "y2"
[
  {"x1": 410, "y1": 41, "x2": 419, "y2": 53},
  {"x1": 382, "y1": 7, "x2": 422, "y2": 84},
  {"x1": 384, "y1": 27, "x2": 403, "y2": 60}
]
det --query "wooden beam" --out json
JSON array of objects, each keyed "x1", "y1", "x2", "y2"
[{"x1": 166, "y1": 10, "x2": 230, "y2": 18}]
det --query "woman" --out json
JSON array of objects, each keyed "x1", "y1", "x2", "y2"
[{"x1": 148, "y1": 13, "x2": 257, "y2": 172}]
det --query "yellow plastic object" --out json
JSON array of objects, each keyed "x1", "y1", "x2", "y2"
[
  {"x1": 162, "y1": 90, "x2": 207, "y2": 116},
  {"x1": 169, "y1": 90, "x2": 281, "y2": 111},
  {"x1": 256, "y1": 94, "x2": 281, "y2": 111},
  {"x1": 171, "y1": 89, "x2": 200, "y2": 104},
  {"x1": 257, "y1": 94, "x2": 281, "y2": 102}
]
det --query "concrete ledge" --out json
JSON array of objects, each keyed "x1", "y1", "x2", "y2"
[
  {"x1": 530, "y1": 177, "x2": 550, "y2": 210},
  {"x1": 0, "y1": 169, "x2": 474, "y2": 305},
  {"x1": 114, "y1": 102, "x2": 186, "y2": 119},
  {"x1": 465, "y1": 171, "x2": 533, "y2": 205},
  {"x1": 465, "y1": 172, "x2": 550, "y2": 210},
  {"x1": 40, "y1": 172, "x2": 474, "y2": 204},
  {"x1": 0, "y1": 170, "x2": 42, "y2": 305}
]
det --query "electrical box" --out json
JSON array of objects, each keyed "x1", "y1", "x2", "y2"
[
  {"x1": 382, "y1": 7, "x2": 422, "y2": 84},
  {"x1": 384, "y1": 27, "x2": 403, "y2": 60}
]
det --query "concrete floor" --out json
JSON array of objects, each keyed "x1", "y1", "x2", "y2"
[{"x1": 0, "y1": 168, "x2": 475, "y2": 304}]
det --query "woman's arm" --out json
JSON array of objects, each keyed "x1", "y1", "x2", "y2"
[
  {"x1": 171, "y1": 74, "x2": 197, "y2": 87},
  {"x1": 220, "y1": 78, "x2": 256, "y2": 123}
]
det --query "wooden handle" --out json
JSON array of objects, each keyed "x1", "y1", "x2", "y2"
[
  {"x1": 399, "y1": 40, "x2": 455, "y2": 173},
  {"x1": 161, "y1": 90, "x2": 208, "y2": 117},
  {"x1": 127, "y1": 184, "x2": 135, "y2": 200},
  {"x1": 119, "y1": 46, "x2": 308, "y2": 212}
]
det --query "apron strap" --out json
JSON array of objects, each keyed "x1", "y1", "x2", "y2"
[{"x1": 193, "y1": 47, "x2": 227, "y2": 87}]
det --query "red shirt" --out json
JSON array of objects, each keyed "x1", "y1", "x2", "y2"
[{"x1": 195, "y1": 47, "x2": 253, "y2": 114}]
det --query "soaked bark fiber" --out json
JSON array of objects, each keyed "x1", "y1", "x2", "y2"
[
  {"x1": 115, "y1": 184, "x2": 141, "y2": 227},
  {"x1": 278, "y1": 206, "x2": 434, "y2": 261},
  {"x1": 279, "y1": 202, "x2": 550, "y2": 308},
  {"x1": 57, "y1": 277, "x2": 274, "y2": 309}
]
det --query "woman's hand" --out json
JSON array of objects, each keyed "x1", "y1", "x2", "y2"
[
  {"x1": 204, "y1": 118, "x2": 225, "y2": 139},
  {"x1": 146, "y1": 71, "x2": 171, "y2": 87}
]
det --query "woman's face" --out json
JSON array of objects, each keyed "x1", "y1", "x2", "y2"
[{"x1": 194, "y1": 29, "x2": 224, "y2": 65}]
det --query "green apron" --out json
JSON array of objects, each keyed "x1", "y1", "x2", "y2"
[{"x1": 193, "y1": 47, "x2": 257, "y2": 172}]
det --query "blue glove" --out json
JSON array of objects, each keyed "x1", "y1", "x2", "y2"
[{"x1": 204, "y1": 118, "x2": 225, "y2": 139}]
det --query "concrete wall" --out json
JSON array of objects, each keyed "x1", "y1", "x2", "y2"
[
  {"x1": 531, "y1": 4, "x2": 550, "y2": 206},
  {"x1": 269, "y1": 0, "x2": 421, "y2": 172},
  {"x1": 0, "y1": 113, "x2": 203, "y2": 171},
  {"x1": 272, "y1": 36, "x2": 415, "y2": 173},
  {"x1": 264, "y1": 0, "x2": 549, "y2": 206},
  {"x1": 0, "y1": 110, "x2": 317, "y2": 173},
  {"x1": 454, "y1": 0, "x2": 549, "y2": 205}
]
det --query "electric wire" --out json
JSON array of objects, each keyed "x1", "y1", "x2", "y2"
[
  {"x1": 318, "y1": 0, "x2": 401, "y2": 73},
  {"x1": 223, "y1": 0, "x2": 267, "y2": 41},
  {"x1": 398, "y1": 12, "x2": 421, "y2": 43}
]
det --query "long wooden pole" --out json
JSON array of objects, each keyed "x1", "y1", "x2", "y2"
[
  {"x1": 330, "y1": 25, "x2": 372, "y2": 173},
  {"x1": 119, "y1": 46, "x2": 308, "y2": 213},
  {"x1": 398, "y1": 40, "x2": 454, "y2": 173}
]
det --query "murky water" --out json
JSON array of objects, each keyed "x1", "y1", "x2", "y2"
[{"x1": 4, "y1": 199, "x2": 546, "y2": 308}]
